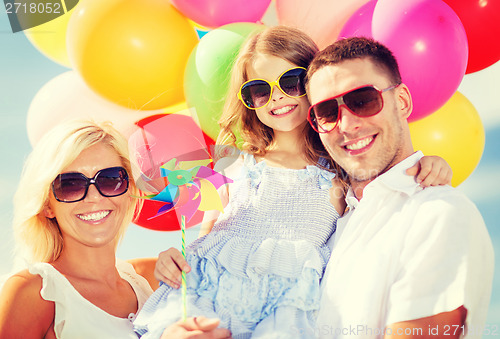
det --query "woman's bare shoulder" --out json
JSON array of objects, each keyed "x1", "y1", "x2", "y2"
[
  {"x1": 2, "y1": 269, "x2": 43, "y2": 295},
  {"x1": 0, "y1": 269, "x2": 55, "y2": 338}
]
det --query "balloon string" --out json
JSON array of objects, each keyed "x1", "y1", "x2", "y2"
[
  {"x1": 181, "y1": 214, "x2": 187, "y2": 321},
  {"x1": 61, "y1": 0, "x2": 68, "y2": 12}
]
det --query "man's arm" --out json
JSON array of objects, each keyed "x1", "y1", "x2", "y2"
[
  {"x1": 385, "y1": 306, "x2": 466, "y2": 339},
  {"x1": 383, "y1": 190, "x2": 493, "y2": 337}
]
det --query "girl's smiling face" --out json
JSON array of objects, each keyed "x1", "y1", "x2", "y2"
[{"x1": 246, "y1": 54, "x2": 310, "y2": 134}]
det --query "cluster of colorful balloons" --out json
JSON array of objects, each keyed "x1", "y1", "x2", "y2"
[
  {"x1": 331, "y1": 0, "x2": 496, "y2": 186},
  {"x1": 24, "y1": 0, "x2": 498, "y2": 230},
  {"x1": 24, "y1": 0, "x2": 270, "y2": 231}
]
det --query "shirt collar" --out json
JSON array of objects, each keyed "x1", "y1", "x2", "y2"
[{"x1": 345, "y1": 151, "x2": 424, "y2": 209}]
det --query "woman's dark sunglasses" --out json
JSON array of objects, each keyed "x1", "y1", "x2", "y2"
[
  {"x1": 51, "y1": 166, "x2": 129, "y2": 203},
  {"x1": 308, "y1": 84, "x2": 399, "y2": 133},
  {"x1": 238, "y1": 67, "x2": 307, "y2": 109}
]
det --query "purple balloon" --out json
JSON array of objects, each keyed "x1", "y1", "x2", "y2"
[
  {"x1": 372, "y1": 0, "x2": 468, "y2": 122},
  {"x1": 338, "y1": 0, "x2": 377, "y2": 39}
]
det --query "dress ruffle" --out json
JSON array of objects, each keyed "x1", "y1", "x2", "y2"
[
  {"x1": 241, "y1": 153, "x2": 336, "y2": 190},
  {"x1": 29, "y1": 263, "x2": 61, "y2": 304},
  {"x1": 190, "y1": 230, "x2": 330, "y2": 279},
  {"x1": 188, "y1": 237, "x2": 327, "y2": 319}
]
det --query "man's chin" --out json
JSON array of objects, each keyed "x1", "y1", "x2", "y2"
[{"x1": 345, "y1": 167, "x2": 382, "y2": 183}]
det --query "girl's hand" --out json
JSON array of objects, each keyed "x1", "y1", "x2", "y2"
[
  {"x1": 406, "y1": 155, "x2": 452, "y2": 187},
  {"x1": 154, "y1": 248, "x2": 191, "y2": 289}
]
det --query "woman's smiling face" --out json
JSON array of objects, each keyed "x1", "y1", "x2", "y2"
[{"x1": 45, "y1": 142, "x2": 131, "y2": 250}]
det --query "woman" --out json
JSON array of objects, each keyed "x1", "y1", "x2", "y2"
[{"x1": 0, "y1": 120, "x2": 230, "y2": 339}]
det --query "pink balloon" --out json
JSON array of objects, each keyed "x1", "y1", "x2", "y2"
[
  {"x1": 276, "y1": 0, "x2": 370, "y2": 49},
  {"x1": 338, "y1": 0, "x2": 376, "y2": 39},
  {"x1": 372, "y1": 0, "x2": 468, "y2": 122},
  {"x1": 171, "y1": 0, "x2": 271, "y2": 28},
  {"x1": 129, "y1": 114, "x2": 211, "y2": 187}
]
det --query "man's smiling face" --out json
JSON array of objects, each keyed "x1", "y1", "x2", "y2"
[{"x1": 307, "y1": 58, "x2": 413, "y2": 185}]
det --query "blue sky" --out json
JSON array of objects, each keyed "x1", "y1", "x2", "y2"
[{"x1": 0, "y1": 5, "x2": 499, "y2": 334}]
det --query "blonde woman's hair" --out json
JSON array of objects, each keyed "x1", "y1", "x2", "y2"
[
  {"x1": 13, "y1": 120, "x2": 141, "y2": 264},
  {"x1": 217, "y1": 25, "x2": 345, "y2": 178}
]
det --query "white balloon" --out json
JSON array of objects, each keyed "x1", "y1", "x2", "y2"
[
  {"x1": 276, "y1": 0, "x2": 370, "y2": 49},
  {"x1": 26, "y1": 71, "x2": 165, "y2": 146}
]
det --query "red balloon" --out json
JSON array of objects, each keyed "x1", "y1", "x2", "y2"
[
  {"x1": 443, "y1": 0, "x2": 500, "y2": 74},
  {"x1": 133, "y1": 200, "x2": 205, "y2": 232},
  {"x1": 130, "y1": 114, "x2": 216, "y2": 232}
]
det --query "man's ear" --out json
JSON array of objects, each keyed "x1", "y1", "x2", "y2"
[
  {"x1": 397, "y1": 84, "x2": 413, "y2": 120},
  {"x1": 44, "y1": 204, "x2": 55, "y2": 219}
]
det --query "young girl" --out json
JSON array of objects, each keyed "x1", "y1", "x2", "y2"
[{"x1": 133, "y1": 26, "x2": 452, "y2": 339}]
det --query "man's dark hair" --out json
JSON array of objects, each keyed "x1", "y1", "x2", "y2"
[{"x1": 307, "y1": 37, "x2": 402, "y2": 86}]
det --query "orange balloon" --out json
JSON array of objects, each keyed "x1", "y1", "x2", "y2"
[
  {"x1": 409, "y1": 92, "x2": 485, "y2": 187},
  {"x1": 66, "y1": 0, "x2": 198, "y2": 110}
]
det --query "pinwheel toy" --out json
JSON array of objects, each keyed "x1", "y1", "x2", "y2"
[
  {"x1": 144, "y1": 157, "x2": 232, "y2": 220},
  {"x1": 129, "y1": 113, "x2": 218, "y2": 231},
  {"x1": 142, "y1": 157, "x2": 233, "y2": 319}
]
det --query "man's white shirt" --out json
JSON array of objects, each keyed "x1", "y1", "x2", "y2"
[{"x1": 317, "y1": 151, "x2": 494, "y2": 339}]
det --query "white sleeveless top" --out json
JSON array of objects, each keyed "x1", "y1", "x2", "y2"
[{"x1": 29, "y1": 260, "x2": 153, "y2": 339}]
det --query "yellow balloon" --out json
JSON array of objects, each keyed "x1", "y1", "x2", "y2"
[
  {"x1": 24, "y1": 7, "x2": 77, "y2": 67},
  {"x1": 409, "y1": 92, "x2": 485, "y2": 187},
  {"x1": 66, "y1": 0, "x2": 198, "y2": 110}
]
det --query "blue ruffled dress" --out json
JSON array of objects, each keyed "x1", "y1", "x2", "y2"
[{"x1": 134, "y1": 153, "x2": 339, "y2": 338}]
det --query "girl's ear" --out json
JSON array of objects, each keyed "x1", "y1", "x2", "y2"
[{"x1": 44, "y1": 204, "x2": 55, "y2": 219}]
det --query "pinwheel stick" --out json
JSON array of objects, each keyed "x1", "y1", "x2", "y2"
[{"x1": 181, "y1": 214, "x2": 187, "y2": 321}]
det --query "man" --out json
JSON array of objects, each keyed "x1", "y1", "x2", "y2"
[{"x1": 306, "y1": 37, "x2": 494, "y2": 338}]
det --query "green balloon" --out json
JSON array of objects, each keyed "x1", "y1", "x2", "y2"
[{"x1": 184, "y1": 22, "x2": 266, "y2": 141}]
